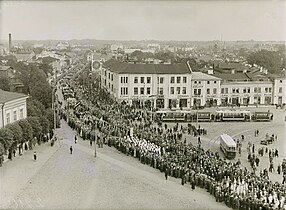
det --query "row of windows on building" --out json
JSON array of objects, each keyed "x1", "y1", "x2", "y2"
[
  {"x1": 221, "y1": 87, "x2": 273, "y2": 94},
  {"x1": 120, "y1": 76, "x2": 189, "y2": 84},
  {"x1": 120, "y1": 87, "x2": 189, "y2": 96},
  {"x1": 6, "y1": 108, "x2": 24, "y2": 124},
  {"x1": 120, "y1": 86, "x2": 280, "y2": 96}
]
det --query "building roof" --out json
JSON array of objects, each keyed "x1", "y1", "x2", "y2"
[
  {"x1": 0, "y1": 66, "x2": 12, "y2": 71},
  {"x1": 14, "y1": 53, "x2": 32, "y2": 61},
  {"x1": 192, "y1": 72, "x2": 221, "y2": 80},
  {"x1": 0, "y1": 89, "x2": 28, "y2": 103},
  {"x1": 103, "y1": 59, "x2": 191, "y2": 74},
  {"x1": 219, "y1": 62, "x2": 245, "y2": 70},
  {"x1": 214, "y1": 72, "x2": 251, "y2": 81}
]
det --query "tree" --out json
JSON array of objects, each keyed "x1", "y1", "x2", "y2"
[
  {"x1": 0, "y1": 127, "x2": 14, "y2": 151},
  {"x1": 155, "y1": 51, "x2": 174, "y2": 63},
  {"x1": 14, "y1": 63, "x2": 52, "y2": 108},
  {"x1": 247, "y1": 50, "x2": 283, "y2": 74},
  {"x1": 27, "y1": 99, "x2": 46, "y2": 117},
  {"x1": 38, "y1": 63, "x2": 53, "y2": 76},
  {"x1": 39, "y1": 116, "x2": 50, "y2": 134},
  {"x1": 18, "y1": 119, "x2": 33, "y2": 143},
  {"x1": 0, "y1": 76, "x2": 10, "y2": 91},
  {"x1": 5, "y1": 123, "x2": 23, "y2": 146},
  {"x1": 27, "y1": 117, "x2": 42, "y2": 139}
]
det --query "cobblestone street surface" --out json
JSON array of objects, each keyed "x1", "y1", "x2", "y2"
[{"x1": 0, "y1": 120, "x2": 230, "y2": 209}]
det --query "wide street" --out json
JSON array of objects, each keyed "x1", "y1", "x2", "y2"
[
  {"x1": 0, "y1": 119, "x2": 230, "y2": 209},
  {"x1": 0, "y1": 86, "x2": 284, "y2": 210}
]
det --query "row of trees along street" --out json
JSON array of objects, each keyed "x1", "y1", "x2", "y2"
[{"x1": 0, "y1": 55, "x2": 60, "y2": 163}]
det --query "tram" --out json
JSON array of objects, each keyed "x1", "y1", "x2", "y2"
[
  {"x1": 194, "y1": 112, "x2": 213, "y2": 122},
  {"x1": 219, "y1": 134, "x2": 237, "y2": 159},
  {"x1": 215, "y1": 109, "x2": 251, "y2": 122},
  {"x1": 251, "y1": 111, "x2": 273, "y2": 121},
  {"x1": 156, "y1": 110, "x2": 186, "y2": 122},
  {"x1": 155, "y1": 109, "x2": 272, "y2": 123}
]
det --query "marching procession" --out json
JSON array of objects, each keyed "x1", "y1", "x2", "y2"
[{"x1": 57, "y1": 68, "x2": 286, "y2": 210}]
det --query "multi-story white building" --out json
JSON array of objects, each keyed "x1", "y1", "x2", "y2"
[
  {"x1": 101, "y1": 60, "x2": 193, "y2": 109},
  {"x1": 217, "y1": 72, "x2": 274, "y2": 106},
  {"x1": 191, "y1": 72, "x2": 221, "y2": 107},
  {"x1": 0, "y1": 90, "x2": 28, "y2": 128},
  {"x1": 272, "y1": 73, "x2": 286, "y2": 105},
  {"x1": 99, "y1": 59, "x2": 286, "y2": 109}
]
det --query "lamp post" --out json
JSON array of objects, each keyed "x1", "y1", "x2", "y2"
[{"x1": 94, "y1": 132, "x2": 97, "y2": 158}]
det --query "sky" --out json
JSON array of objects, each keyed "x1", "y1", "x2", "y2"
[{"x1": 0, "y1": 0, "x2": 286, "y2": 41}]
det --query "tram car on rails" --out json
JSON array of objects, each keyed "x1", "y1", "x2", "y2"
[
  {"x1": 155, "y1": 109, "x2": 273, "y2": 123},
  {"x1": 215, "y1": 109, "x2": 251, "y2": 122},
  {"x1": 156, "y1": 110, "x2": 186, "y2": 122},
  {"x1": 219, "y1": 133, "x2": 237, "y2": 159},
  {"x1": 251, "y1": 111, "x2": 273, "y2": 121},
  {"x1": 194, "y1": 112, "x2": 214, "y2": 122}
]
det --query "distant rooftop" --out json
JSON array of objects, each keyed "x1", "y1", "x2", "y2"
[
  {"x1": 0, "y1": 89, "x2": 28, "y2": 103},
  {"x1": 103, "y1": 59, "x2": 191, "y2": 74},
  {"x1": 0, "y1": 66, "x2": 12, "y2": 71},
  {"x1": 192, "y1": 72, "x2": 221, "y2": 80}
]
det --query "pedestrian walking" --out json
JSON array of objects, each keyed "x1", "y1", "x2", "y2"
[
  {"x1": 277, "y1": 164, "x2": 281, "y2": 174},
  {"x1": 70, "y1": 146, "x2": 73, "y2": 154},
  {"x1": 90, "y1": 140, "x2": 92, "y2": 146},
  {"x1": 33, "y1": 151, "x2": 37, "y2": 161},
  {"x1": 13, "y1": 150, "x2": 16, "y2": 157},
  {"x1": 165, "y1": 167, "x2": 169, "y2": 180},
  {"x1": 74, "y1": 135, "x2": 77, "y2": 144},
  {"x1": 282, "y1": 173, "x2": 286, "y2": 184},
  {"x1": 198, "y1": 136, "x2": 201, "y2": 146}
]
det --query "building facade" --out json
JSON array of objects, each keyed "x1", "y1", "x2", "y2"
[
  {"x1": 0, "y1": 90, "x2": 28, "y2": 128},
  {"x1": 220, "y1": 81, "x2": 273, "y2": 106},
  {"x1": 101, "y1": 60, "x2": 193, "y2": 109},
  {"x1": 273, "y1": 74, "x2": 286, "y2": 105},
  {"x1": 191, "y1": 72, "x2": 221, "y2": 107},
  {"x1": 100, "y1": 59, "x2": 285, "y2": 109}
]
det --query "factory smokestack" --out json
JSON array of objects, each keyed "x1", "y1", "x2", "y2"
[{"x1": 8, "y1": 33, "x2": 12, "y2": 53}]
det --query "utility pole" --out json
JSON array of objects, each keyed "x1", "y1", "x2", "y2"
[{"x1": 52, "y1": 67, "x2": 58, "y2": 144}]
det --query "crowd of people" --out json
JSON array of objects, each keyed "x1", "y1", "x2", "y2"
[{"x1": 58, "y1": 71, "x2": 286, "y2": 210}]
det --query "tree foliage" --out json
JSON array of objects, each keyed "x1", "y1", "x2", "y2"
[
  {"x1": 27, "y1": 98, "x2": 46, "y2": 117},
  {"x1": 27, "y1": 117, "x2": 42, "y2": 139},
  {"x1": 5, "y1": 123, "x2": 23, "y2": 145},
  {"x1": 18, "y1": 119, "x2": 33, "y2": 143},
  {"x1": 0, "y1": 76, "x2": 10, "y2": 91},
  {"x1": 12, "y1": 62, "x2": 52, "y2": 108},
  {"x1": 0, "y1": 127, "x2": 14, "y2": 151},
  {"x1": 39, "y1": 116, "x2": 50, "y2": 134},
  {"x1": 247, "y1": 49, "x2": 284, "y2": 74}
]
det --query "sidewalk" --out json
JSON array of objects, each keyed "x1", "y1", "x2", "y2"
[{"x1": 0, "y1": 140, "x2": 61, "y2": 209}]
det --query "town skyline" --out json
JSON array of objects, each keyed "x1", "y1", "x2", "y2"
[{"x1": 1, "y1": 0, "x2": 285, "y2": 41}]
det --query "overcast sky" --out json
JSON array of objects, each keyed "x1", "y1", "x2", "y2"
[{"x1": 0, "y1": 0, "x2": 285, "y2": 41}]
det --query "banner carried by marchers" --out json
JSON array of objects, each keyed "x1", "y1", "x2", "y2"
[{"x1": 130, "y1": 127, "x2": 133, "y2": 138}]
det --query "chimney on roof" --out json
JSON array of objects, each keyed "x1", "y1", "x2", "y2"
[
  {"x1": 8, "y1": 33, "x2": 12, "y2": 54},
  {"x1": 208, "y1": 66, "x2": 214, "y2": 74}
]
